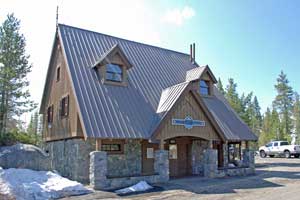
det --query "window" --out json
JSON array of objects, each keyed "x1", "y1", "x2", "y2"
[
  {"x1": 274, "y1": 142, "x2": 278, "y2": 147},
  {"x1": 106, "y1": 63, "x2": 123, "y2": 82},
  {"x1": 56, "y1": 66, "x2": 61, "y2": 82},
  {"x1": 200, "y1": 80, "x2": 209, "y2": 95},
  {"x1": 60, "y1": 95, "x2": 69, "y2": 117},
  {"x1": 169, "y1": 144, "x2": 177, "y2": 159},
  {"x1": 265, "y1": 143, "x2": 272, "y2": 147},
  {"x1": 146, "y1": 148, "x2": 154, "y2": 159},
  {"x1": 47, "y1": 105, "x2": 53, "y2": 124},
  {"x1": 280, "y1": 141, "x2": 289, "y2": 146},
  {"x1": 101, "y1": 144, "x2": 121, "y2": 152},
  {"x1": 228, "y1": 143, "x2": 241, "y2": 163}
]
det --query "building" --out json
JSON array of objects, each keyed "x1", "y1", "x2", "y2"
[{"x1": 40, "y1": 24, "x2": 257, "y2": 190}]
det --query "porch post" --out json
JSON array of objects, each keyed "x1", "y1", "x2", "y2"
[
  {"x1": 154, "y1": 149, "x2": 169, "y2": 182},
  {"x1": 89, "y1": 151, "x2": 108, "y2": 190},
  {"x1": 159, "y1": 138, "x2": 164, "y2": 150},
  {"x1": 223, "y1": 141, "x2": 228, "y2": 167},
  {"x1": 95, "y1": 139, "x2": 102, "y2": 151}
]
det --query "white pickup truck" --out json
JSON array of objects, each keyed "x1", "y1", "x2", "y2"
[{"x1": 259, "y1": 141, "x2": 300, "y2": 158}]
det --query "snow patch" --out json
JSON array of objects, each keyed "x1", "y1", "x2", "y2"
[
  {"x1": 0, "y1": 168, "x2": 91, "y2": 200},
  {"x1": 115, "y1": 181, "x2": 153, "y2": 195}
]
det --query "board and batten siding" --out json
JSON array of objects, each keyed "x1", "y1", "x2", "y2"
[
  {"x1": 43, "y1": 41, "x2": 83, "y2": 141},
  {"x1": 157, "y1": 92, "x2": 221, "y2": 141}
]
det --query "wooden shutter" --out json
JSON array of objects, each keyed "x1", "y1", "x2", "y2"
[{"x1": 65, "y1": 95, "x2": 69, "y2": 116}]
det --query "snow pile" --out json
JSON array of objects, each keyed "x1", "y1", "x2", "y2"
[
  {"x1": 115, "y1": 181, "x2": 153, "y2": 195},
  {"x1": 0, "y1": 167, "x2": 91, "y2": 200}
]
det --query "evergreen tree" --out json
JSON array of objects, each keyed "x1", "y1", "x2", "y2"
[
  {"x1": 216, "y1": 77, "x2": 225, "y2": 95},
  {"x1": 259, "y1": 107, "x2": 272, "y2": 146},
  {"x1": 272, "y1": 71, "x2": 293, "y2": 138},
  {"x1": 293, "y1": 92, "x2": 300, "y2": 143},
  {"x1": 225, "y1": 78, "x2": 243, "y2": 117},
  {"x1": 0, "y1": 14, "x2": 36, "y2": 134},
  {"x1": 27, "y1": 110, "x2": 40, "y2": 145},
  {"x1": 271, "y1": 108, "x2": 283, "y2": 140},
  {"x1": 240, "y1": 92, "x2": 253, "y2": 125}
]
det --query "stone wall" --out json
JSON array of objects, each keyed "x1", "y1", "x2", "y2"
[
  {"x1": 203, "y1": 148, "x2": 255, "y2": 178},
  {"x1": 90, "y1": 150, "x2": 169, "y2": 190},
  {"x1": 44, "y1": 138, "x2": 94, "y2": 183},
  {"x1": 191, "y1": 140, "x2": 209, "y2": 175},
  {"x1": 107, "y1": 140, "x2": 141, "y2": 177}
]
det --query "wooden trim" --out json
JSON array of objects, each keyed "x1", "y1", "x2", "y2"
[
  {"x1": 199, "y1": 65, "x2": 217, "y2": 84},
  {"x1": 96, "y1": 139, "x2": 102, "y2": 151},
  {"x1": 151, "y1": 82, "x2": 192, "y2": 139},
  {"x1": 44, "y1": 135, "x2": 84, "y2": 142},
  {"x1": 101, "y1": 139, "x2": 125, "y2": 154}
]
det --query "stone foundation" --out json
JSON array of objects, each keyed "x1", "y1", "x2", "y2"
[
  {"x1": 44, "y1": 138, "x2": 94, "y2": 183},
  {"x1": 191, "y1": 140, "x2": 209, "y2": 175},
  {"x1": 203, "y1": 148, "x2": 255, "y2": 178},
  {"x1": 107, "y1": 140, "x2": 141, "y2": 177},
  {"x1": 90, "y1": 150, "x2": 169, "y2": 190}
]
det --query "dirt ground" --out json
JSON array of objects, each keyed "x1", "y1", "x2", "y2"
[{"x1": 62, "y1": 157, "x2": 300, "y2": 200}]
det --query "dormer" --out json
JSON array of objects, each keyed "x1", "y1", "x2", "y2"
[
  {"x1": 186, "y1": 65, "x2": 217, "y2": 96},
  {"x1": 93, "y1": 44, "x2": 132, "y2": 86}
]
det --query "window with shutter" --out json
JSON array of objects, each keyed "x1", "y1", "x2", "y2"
[
  {"x1": 47, "y1": 105, "x2": 53, "y2": 123},
  {"x1": 60, "y1": 95, "x2": 69, "y2": 118}
]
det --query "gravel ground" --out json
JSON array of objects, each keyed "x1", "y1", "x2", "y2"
[{"x1": 61, "y1": 157, "x2": 300, "y2": 200}]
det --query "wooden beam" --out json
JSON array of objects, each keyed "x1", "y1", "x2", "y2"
[
  {"x1": 160, "y1": 139, "x2": 164, "y2": 150},
  {"x1": 209, "y1": 140, "x2": 213, "y2": 149},
  {"x1": 245, "y1": 141, "x2": 249, "y2": 149},
  {"x1": 95, "y1": 139, "x2": 102, "y2": 151}
]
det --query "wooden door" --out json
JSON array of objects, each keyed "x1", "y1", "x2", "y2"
[
  {"x1": 168, "y1": 137, "x2": 192, "y2": 177},
  {"x1": 141, "y1": 140, "x2": 158, "y2": 175},
  {"x1": 213, "y1": 141, "x2": 224, "y2": 167}
]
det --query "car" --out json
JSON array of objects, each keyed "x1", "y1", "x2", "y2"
[{"x1": 259, "y1": 141, "x2": 300, "y2": 158}]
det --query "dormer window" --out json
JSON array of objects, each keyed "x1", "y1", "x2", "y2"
[
  {"x1": 200, "y1": 80, "x2": 209, "y2": 95},
  {"x1": 106, "y1": 63, "x2": 123, "y2": 82}
]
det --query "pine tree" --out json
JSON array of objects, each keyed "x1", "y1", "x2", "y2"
[
  {"x1": 259, "y1": 108, "x2": 272, "y2": 146},
  {"x1": 216, "y1": 77, "x2": 225, "y2": 95},
  {"x1": 27, "y1": 110, "x2": 39, "y2": 144},
  {"x1": 272, "y1": 71, "x2": 293, "y2": 138},
  {"x1": 293, "y1": 92, "x2": 300, "y2": 143},
  {"x1": 225, "y1": 78, "x2": 243, "y2": 117},
  {"x1": 271, "y1": 108, "x2": 283, "y2": 140},
  {"x1": 0, "y1": 14, "x2": 36, "y2": 134}
]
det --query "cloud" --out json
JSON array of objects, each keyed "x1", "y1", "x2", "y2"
[{"x1": 162, "y1": 6, "x2": 195, "y2": 26}]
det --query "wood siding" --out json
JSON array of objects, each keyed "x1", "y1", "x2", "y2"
[
  {"x1": 157, "y1": 92, "x2": 221, "y2": 141},
  {"x1": 43, "y1": 41, "x2": 83, "y2": 141}
]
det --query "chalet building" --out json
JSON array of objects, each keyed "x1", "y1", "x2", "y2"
[{"x1": 40, "y1": 24, "x2": 257, "y2": 190}]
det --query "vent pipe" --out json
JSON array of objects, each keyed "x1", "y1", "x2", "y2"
[
  {"x1": 190, "y1": 43, "x2": 196, "y2": 64},
  {"x1": 190, "y1": 44, "x2": 193, "y2": 62},
  {"x1": 193, "y1": 43, "x2": 195, "y2": 63}
]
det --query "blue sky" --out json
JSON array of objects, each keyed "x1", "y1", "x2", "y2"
[{"x1": 1, "y1": 0, "x2": 300, "y2": 122}]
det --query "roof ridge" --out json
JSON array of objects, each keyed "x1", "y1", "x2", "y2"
[
  {"x1": 161, "y1": 81, "x2": 190, "y2": 92},
  {"x1": 58, "y1": 23, "x2": 191, "y2": 57}
]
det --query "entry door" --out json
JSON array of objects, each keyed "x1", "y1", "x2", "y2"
[
  {"x1": 141, "y1": 141, "x2": 158, "y2": 175},
  {"x1": 168, "y1": 138, "x2": 192, "y2": 177}
]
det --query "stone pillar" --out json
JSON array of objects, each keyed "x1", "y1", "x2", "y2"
[
  {"x1": 89, "y1": 151, "x2": 108, "y2": 190},
  {"x1": 154, "y1": 150, "x2": 169, "y2": 182},
  {"x1": 203, "y1": 149, "x2": 218, "y2": 178},
  {"x1": 223, "y1": 142, "x2": 228, "y2": 168},
  {"x1": 242, "y1": 149, "x2": 255, "y2": 174}
]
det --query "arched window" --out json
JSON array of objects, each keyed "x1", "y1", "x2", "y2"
[
  {"x1": 200, "y1": 80, "x2": 209, "y2": 95},
  {"x1": 106, "y1": 63, "x2": 123, "y2": 82}
]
